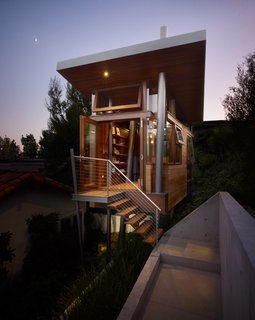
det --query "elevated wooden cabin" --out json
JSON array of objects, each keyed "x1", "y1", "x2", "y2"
[{"x1": 57, "y1": 30, "x2": 206, "y2": 215}]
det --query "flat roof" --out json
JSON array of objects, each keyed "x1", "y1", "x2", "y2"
[{"x1": 57, "y1": 30, "x2": 206, "y2": 123}]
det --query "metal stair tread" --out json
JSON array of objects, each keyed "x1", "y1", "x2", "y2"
[
  {"x1": 125, "y1": 213, "x2": 147, "y2": 226},
  {"x1": 117, "y1": 206, "x2": 138, "y2": 217},
  {"x1": 109, "y1": 198, "x2": 130, "y2": 208}
]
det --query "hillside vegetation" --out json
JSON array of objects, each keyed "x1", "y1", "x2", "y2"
[{"x1": 174, "y1": 121, "x2": 255, "y2": 223}]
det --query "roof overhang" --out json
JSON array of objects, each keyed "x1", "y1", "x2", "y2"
[{"x1": 57, "y1": 30, "x2": 206, "y2": 123}]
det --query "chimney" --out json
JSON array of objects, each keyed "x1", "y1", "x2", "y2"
[{"x1": 160, "y1": 26, "x2": 168, "y2": 39}]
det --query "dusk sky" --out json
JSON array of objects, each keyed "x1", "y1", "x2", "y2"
[{"x1": 0, "y1": 0, "x2": 255, "y2": 147}]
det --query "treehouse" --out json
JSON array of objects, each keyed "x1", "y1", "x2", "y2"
[{"x1": 57, "y1": 29, "x2": 206, "y2": 245}]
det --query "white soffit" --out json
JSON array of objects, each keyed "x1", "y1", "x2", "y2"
[{"x1": 57, "y1": 30, "x2": 206, "y2": 71}]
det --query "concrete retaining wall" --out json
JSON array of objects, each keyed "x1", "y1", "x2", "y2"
[
  {"x1": 166, "y1": 192, "x2": 220, "y2": 245},
  {"x1": 117, "y1": 192, "x2": 255, "y2": 319},
  {"x1": 219, "y1": 192, "x2": 255, "y2": 320}
]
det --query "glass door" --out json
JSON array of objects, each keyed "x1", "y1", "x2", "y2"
[{"x1": 80, "y1": 116, "x2": 97, "y2": 157}]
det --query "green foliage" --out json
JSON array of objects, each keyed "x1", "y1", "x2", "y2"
[
  {"x1": 0, "y1": 136, "x2": 20, "y2": 161},
  {"x1": 21, "y1": 134, "x2": 38, "y2": 158},
  {"x1": 223, "y1": 51, "x2": 255, "y2": 205},
  {"x1": 223, "y1": 52, "x2": 255, "y2": 121},
  {"x1": 39, "y1": 77, "x2": 91, "y2": 169},
  {"x1": 196, "y1": 125, "x2": 244, "y2": 197},
  {"x1": 23, "y1": 213, "x2": 80, "y2": 279},
  {"x1": 230, "y1": 121, "x2": 255, "y2": 206},
  {"x1": 173, "y1": 122, "x2": 252, "y2": 223},
  {"x1": 0, "y1": 213, "x2": 81, "y2": 320},
  {"x1": 57, "y1": 234, "x2": 152, "y2": 320},
  {"x1": 0, "y1": 232, "x2": 15, "y2": 281}
]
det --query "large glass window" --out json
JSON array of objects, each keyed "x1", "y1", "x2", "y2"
[
  {"x1": 176, "y1": 127, "x2": 184, "y2": 144},
  {"x1": 175, "y1": 126, "x2": 183, "y2": 164},
  {"x1": 146, "y1": 118, "x2": 183, "y2": 165},
  {"x1": 93, "y1": 85, "x2": 141, "y2": 112},
  {"x1": 164, "y1": 121, "x2": 174, "y2": 163},
  {"x1": 84, "y1": 122, "x2": 96, "y2": 157},
  {"x1": 164, "y1": 122, "x2": 183, "y2": 164}
]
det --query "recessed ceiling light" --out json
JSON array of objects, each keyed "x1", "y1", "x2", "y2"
[{"x1": 103, "y1": 71, "x2": 109, "y2": 78}]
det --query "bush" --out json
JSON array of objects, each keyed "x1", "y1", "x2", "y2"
[
  {"x1": 0, "y1": 232, "x2": 15, "y2": 281},
  {"x1": 0, "y1": 213, "x2": 81, "y2": 320},
  {"x1": 57, "y1": 234, "x2": 152, "y2": 320},
  {"x1": 173, "y1": 122, "x2": 252, "y2": 223}
]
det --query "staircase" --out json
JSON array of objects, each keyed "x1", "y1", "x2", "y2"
[
  {"x1": 70, "y1": 153, "x2": 163, "y2": 245},
  {"x1": 108, "y1": 192, "x2": 163, "y2": 245}
]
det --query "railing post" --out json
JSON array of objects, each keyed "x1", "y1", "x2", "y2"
[
  {"x1": 155, "y1": 208, "x2": 159, "y2": 245},
  {"x1": 107, "y1": 161, "x2": 109, "y2": 197},
  {"x1": 70, "y1": 148, "x2": 78, "y2": 195}
]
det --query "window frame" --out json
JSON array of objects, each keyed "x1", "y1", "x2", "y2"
[{"x1": 93, "y1": 84, "x2": 142, "y2": 113}]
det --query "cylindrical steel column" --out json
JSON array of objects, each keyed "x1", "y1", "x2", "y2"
[{"x1": 155, "y1": 72, "x2": 166, "y2": 193}]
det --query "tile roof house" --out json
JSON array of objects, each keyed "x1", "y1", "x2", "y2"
[{"x1": 0, "y1": 171, "x2": 75, "y2": 274}]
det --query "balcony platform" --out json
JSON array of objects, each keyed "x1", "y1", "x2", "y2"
[
  {"x1": 72, "y1": 182, "x2": 137, "y2": 203},
  {"x1": 72, "y1": 189, "x2": 124, "y2": 203}
]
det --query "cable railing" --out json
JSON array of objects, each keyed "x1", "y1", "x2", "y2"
[{"x1": 71, "y1": 153, "x2": 162, "y2": 245}]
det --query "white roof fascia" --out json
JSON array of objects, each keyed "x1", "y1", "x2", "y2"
[{"x1": 57, "y1": 30, "x2": 206, "y2": 71}]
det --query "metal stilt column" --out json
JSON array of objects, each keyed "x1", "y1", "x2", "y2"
[
  {"x1": 70, "y1": 148, "x2": 83, "y2": 261},
  {"x1": 74, "y1": 200, "x2": 83, "y2": 261},
  {"x1": 106, "y1": 208, "x2": 111, "y2": 257},
  {"x1": 119, "y1": 216, "x2": 126, "y2": 245},
  {"x1": 155, "y1": 72, "x2": 166, "y2": 193}
]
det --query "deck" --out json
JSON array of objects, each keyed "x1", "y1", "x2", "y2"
[
  {"x1": 72, "y1": 189, "x2": 123, "y2": 203},
  {"x1": 72, "y1": 183, "x2": 137, "y2": 203}
]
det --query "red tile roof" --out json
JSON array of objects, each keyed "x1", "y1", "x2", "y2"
[{"x1": 0, "y1": 171, "x2": 73, "y2": 199}]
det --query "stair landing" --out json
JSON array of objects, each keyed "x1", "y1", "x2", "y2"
[{"x1": 72, "y1": 189, "x2": 123, "y2": 203}]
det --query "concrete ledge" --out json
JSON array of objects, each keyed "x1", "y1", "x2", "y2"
[
  {"x1": 140, "y1": 264, "x2": 222, "y2": 320},
  {"x1": 160, "y1": 237, "x2": 220, "y2": 273},
  {"x1": 117, "y1": 252, "x2": 161, "y2": 320}
]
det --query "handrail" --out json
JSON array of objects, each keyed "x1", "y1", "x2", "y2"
[
  {"x1": 72, "y1": 154, "x2": 162, "y2": 245},
  {"x1": 74, "y1": 155, "x2": 161, "y2": 212}
]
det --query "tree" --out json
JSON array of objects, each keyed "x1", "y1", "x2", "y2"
[
  {"x1": 222, "y1": 51, "x2": 255, "y2": 207},
  {"x1": 21, "y1": 213, "x2": 80, "y2": 319},
  {"x1": 21, "y1": 134, "x2": 38, "y2": 158},
  {"x1": 0, "y1": 232, "x2": 15, "y2": 280},
  {"x1": 39, "y1": 77, "x2": 91, "y2": 169},
  {"x1": 223, "y1": 52, "x2": 255, "y2": 121},
  {"x1": 0, "y1": 135, "x2": 20, "y2": 161}
]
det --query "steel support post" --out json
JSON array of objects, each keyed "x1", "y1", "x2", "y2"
[{"x1": 155, "y1": 72, "x2": 166, "y2": 193}]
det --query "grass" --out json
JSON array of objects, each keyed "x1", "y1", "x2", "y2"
[{"x1": 55, "y1": 233, "x2": 152, "y2": 320}]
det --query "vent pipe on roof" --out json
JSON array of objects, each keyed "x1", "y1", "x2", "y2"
[{"x1": 160, "y1": 26, "x2": 168, "y2": 39}]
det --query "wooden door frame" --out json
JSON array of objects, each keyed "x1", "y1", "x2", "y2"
[{"x1": 80, "y1": 115, "x2": 98, "y2": 156}]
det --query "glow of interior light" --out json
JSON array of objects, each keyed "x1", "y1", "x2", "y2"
[{"x1": 103, "y1": 71, "x2": 109, "y2": 78}]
